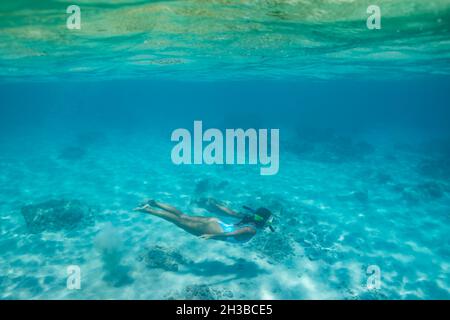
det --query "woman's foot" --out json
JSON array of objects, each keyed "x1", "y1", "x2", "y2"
[
  {"x1": 133, "y1": 204, "x2": 150, "y2": 212},
  {"x1": 139, "y1": 199, "x2": 157, "y2": 207}
]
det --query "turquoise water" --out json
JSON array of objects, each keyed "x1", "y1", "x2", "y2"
[{"x1": 1, "y1": 1, "x2": 450, "y2": 300}]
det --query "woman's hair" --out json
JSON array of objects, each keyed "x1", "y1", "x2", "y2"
[{"x1": 237, "y1": 207, "x2": 272, "y2": 228}]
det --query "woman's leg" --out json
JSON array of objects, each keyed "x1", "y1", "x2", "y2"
[
  {"x1": 152, "y1": 201, "x2": 184, "y2": 216},
  {"x1": 138, "y1": 207, "x2": 181, "y2": 223},
  {"x1": 136, "y1": 206, "x2": 222, "y2": 236}
]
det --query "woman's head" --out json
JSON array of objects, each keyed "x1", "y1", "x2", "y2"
[
  {"x1": 252, "y1": 208, "x2": 273, "y2": 228},
  {"x1": 240, "y1": 206, "x2": 273, "y2": 229}
]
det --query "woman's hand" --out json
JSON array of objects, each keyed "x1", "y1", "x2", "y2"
[
  {"x1": 205, "y1": 198, "x2": 219, "y2": 206},
  {"x1": 199, "y1": 234, "x2": 215, "y2": 240}
]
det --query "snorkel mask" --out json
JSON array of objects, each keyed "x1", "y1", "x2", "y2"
[{"x1": 243, "y1": 206, "x2": 275, "y2": 232}]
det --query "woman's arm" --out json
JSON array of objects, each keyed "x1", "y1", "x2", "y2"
[
  {"x1": 200, "y1": 227, "x2": 256, "y2": 240},
  {"x1": 202, "y1": 198, "x2": 244, "y2": 218}
]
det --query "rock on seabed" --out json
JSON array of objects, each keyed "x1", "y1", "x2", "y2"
[{"x1": 21, "y1": 199, "x2": 94, "y2": 233}]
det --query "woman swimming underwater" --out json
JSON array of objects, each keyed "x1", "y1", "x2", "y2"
[{"x1": 134, "y1": 198, "x2": 274, "y2": 243}]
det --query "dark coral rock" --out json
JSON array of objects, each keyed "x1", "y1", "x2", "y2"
[
  {"x1": 417, "y1": 159, "x2": 450, "y2": 180},
  {"x1": 391, "y1": 183, "x2": 406, "y2": 193},
  {"x1": 216, "y1": 180, "x2": 229, "y2": 189},
  {"x1": 416, "y1": 182, "x2": 445, "y2": 200},
  {"x1": 328, "y1": 139, "x2": 374, "y2": 162},
  {"x1": 194, "y1": 179, "x2": 210, "y2": 195},
  {"x1": 184, "y1": 284, "x2": 215, "y2": 300},
  {"x1": 401, "y1": 189, "x2": 420, "y2": 205},
  {"x1": 294, "y1": 225, "x2": 342, "y2": 264},
  {"x1": 102, "y1": 262, "x2": 134, "y2": 288},
  {"x1": 355, "y1": 141, "x2": 375, "y2": 156},
  {"x1": 138, "y1": 245, "x2": 189, "y2": 272},
  {"x1": 58, "y1": 146, "x2": 86, "y2": 161},
  {"x1": 290, "y1": 128, "x2": 375, "y2": 163},
  {"x1": 375, "y1": 172, "x2": 392, "y2": 184},
  {"x1": 252, "y1": 233, "x2": 295, "y2": 263},
  {"x1": 337, "y1": 190, "x2": 369, "y2": 204},
  {"x1": 401, "y1": 181, "x2": 446, "y2": 203},
  {"x1": 420, "y1": 139, "x2": 450, "y2": 157},
  {"x1": 75, "y1": 131, "x2": 107, "y2": 148},
  {"x1": 194, "y1": 179, "x2": 229, "y2": 195},
  {"x1": 285, "y1": 141, "x2": 315, "y2": 155},
  {"x1": 21, "y1": 199, "x2": 94, "y2": 233},
  {"x1": 353, "y1": 190, "x2": 369, "y2": 203},
  {"x1": 296, "y1": 127, "x2": 337, "y2": 144}
]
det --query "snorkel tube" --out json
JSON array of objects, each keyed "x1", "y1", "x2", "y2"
[
  {"x1": 242, "y1": 205, "x2": 255, "y2": 213},
  {"x1": 242, "y1": 206, "x2": 275, "y2": 232}
]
